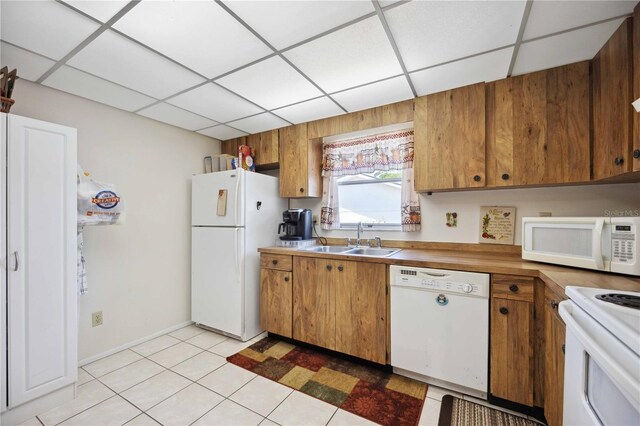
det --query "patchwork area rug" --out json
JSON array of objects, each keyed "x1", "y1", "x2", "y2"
[
  {"x1": 438, "y1": 395, "x2": 539, "y2": 426},
  {"x1": 227, "y1": 337, "x2": 428, "y2": 426}
]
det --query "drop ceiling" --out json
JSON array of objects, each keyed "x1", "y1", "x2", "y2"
[{"x1": 0, "y1": 0, "x2": 637, "y2": 140}]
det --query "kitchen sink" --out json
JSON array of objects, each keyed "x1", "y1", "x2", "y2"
[
  {"x1": 302, "y1": 245, "x2": 352, "y2": 253},
  {"x1": 344, "y1": 247, "x2": 402, "y2": 257},
  {"x1": 300, "y1": 246, "x2": 401, "y2": 257}
]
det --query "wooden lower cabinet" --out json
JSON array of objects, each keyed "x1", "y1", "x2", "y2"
[
  {"x1": 259, "y1": 268, "x2": 293, "y2": 338},
  {"x1": 544, "y1": 288, "x2": 566, "y2": 426},
  {"x1": 292, "y1": 257, "x2": 387, "y2": 363},
  {"x1": 490, "y1": 297, "x2": 534, "y2": 406}
]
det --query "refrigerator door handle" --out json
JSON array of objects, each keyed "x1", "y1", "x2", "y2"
[
  {"x1": 234, "y1": 173, "x2": 241, "y2": 226},
  {"x1": 235, "y1": 228, "x2": 242, "y2": 281}
]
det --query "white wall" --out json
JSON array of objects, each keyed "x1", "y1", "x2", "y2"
[
  {"x1": 11, "y1": 80, "x2": 220, "y2": 361},
  {"x1": 292, "y1": 182, "x2": 640, "y2": 245}
]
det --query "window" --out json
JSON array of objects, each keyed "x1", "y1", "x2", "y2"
[{"x1": 337, "y1": 171, "x2": 402, "y2": 229}]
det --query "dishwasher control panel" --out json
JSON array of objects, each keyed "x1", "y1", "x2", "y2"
[{"x1": 390, "y1": 266, "x2": 490, "y2": 298}]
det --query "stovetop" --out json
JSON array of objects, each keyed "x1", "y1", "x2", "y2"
[{"x1": 566, "y1": 286, "x2": 640, "y2": 355}]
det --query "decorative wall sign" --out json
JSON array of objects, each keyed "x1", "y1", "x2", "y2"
[
  {"x1": 446, "y1": 212, "x2": 458, "y2": 227},
  {"x1": 479, "y1": 206, "x2": 516, "y2": 245}
]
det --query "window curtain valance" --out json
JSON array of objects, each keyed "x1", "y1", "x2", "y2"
[
  {"x1": 320, "y1": 129, "x2": 421, "y2": 232},
  {"x1": 322, "y1": 129, "x2": 414, "y2": 177}
]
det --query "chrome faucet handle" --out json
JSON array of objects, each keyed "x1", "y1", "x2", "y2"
[
  {"x1": 374, "y1": 236, "x2": 382, "y2": 248},
  {"x1": 346, "y1": 237, "x2": 353, "y2": 247}
]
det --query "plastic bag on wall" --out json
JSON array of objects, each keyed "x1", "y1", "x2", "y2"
[{"x1": 77, "y1": 166, "x2": 125, "y2": 226}]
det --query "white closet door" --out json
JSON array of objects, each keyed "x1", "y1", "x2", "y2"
[{"x1": 7, "y1": 115, "x2": 77, "y2": 407}]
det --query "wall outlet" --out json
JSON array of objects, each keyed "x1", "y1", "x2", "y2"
[{"x1": 92, "y1": 311, "x2": 103, "y2": 327}]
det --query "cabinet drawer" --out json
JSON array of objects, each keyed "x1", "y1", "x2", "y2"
[
  {"x1": 492, "y1": 274, "x2": 535, "y2": 302},
  {"x1": 261, "y1": 254, "x2": 292, "y2": 271}
]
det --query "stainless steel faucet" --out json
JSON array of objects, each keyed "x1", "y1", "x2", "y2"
[{"x1": 356, "y1": 222, "x2": 363, "y2": 246}]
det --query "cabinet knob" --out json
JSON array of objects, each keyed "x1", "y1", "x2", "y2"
[
  {"x1": 473, "y1": 175, "x2": 481, "y2": 182},
  {"x1": 284, "y1": 276, "x2": 289, "y2": 282},
  {"x1": 614, "y1": 157, "x2": 624, "y2": 166},
  {"x1": 501, "y1": 173, "x2": 510, "y2": 181},
  {"x1": 299, "y1": 187, "x2": 305, "y2": 193},
  {"x1": 550, "y1": 300, "x2": 558, "y2": 310},
  {"x1": 338, "y1": 266, "x2": 344, "y2": 272},
  {"x1": 509, "y1": 284, "x2": 519, "y2": 293},
  {"x1": 499, "y1": 307, "x2": 509, "y2": 315},
  {"x1": 272, "y1": 260, "x2": 278, "y2": 265},
  {"x1": 326, "y1": 265, "x2": 332, "y2": 271},
  {"x1": 633, "y1": 149, "x2": 640, "y2": 159}
]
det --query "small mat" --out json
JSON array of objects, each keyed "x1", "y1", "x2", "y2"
[
  {"x1": 438, "y1": 394, "x2": 539, "y2": 426},
  {"x1": 227, "y1": 337, "x2": 428, "y2": 426}
]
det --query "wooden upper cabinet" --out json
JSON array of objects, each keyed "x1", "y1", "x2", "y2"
[
  {"x1": 221, "y1": 137, "x2": 244, "y2": 157},
  {"x1": 592, "y1": 18, "x2": 634, "y2": 180},
  {"x1": 414, "y1": 83, "x2": 486, "y2": 192},
  {"x1": 248, "y1": 130, "x2": 279, "y2": 167},
  {"x1": 279, "y1": 124, "x2": 322, "y2": 198},
  {"x1": 486, "y1": 62, "x2": 590, "y2": 187},
  {"x1": 633, "y1": 3, "x2": 640, "y2": 171}
]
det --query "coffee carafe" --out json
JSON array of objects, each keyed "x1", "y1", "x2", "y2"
[{"x1": 278, "y1": 209, "x2": 312, "y2": 240}]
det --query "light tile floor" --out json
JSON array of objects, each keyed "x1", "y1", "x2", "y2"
[{"x1": 20, "y1": 326, "x2": 541, "y2": 426}]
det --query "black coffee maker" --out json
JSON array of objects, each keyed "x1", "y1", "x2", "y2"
[{"x1": 278, "y1": 209, "x2": 312, "y2": 240}]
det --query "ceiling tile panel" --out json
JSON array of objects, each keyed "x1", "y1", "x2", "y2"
[
  {"x1": 113, "y1": 0, "x2": 272, "y2": 78},
  {"x1": 43, "y1": 65, "x2": 156, "y2": 111},
  {"x1": 384, "y1": 0, "x2": 526, "y2": 71},
  {"x1": 62, "y1": 0, "x2": 130, "y2": 23},
  {"x1": 222, "y1": 0, "x2": 375, "y2": 49},
  {"x1": 227, "y1": 113, "x2": 289, "y2": 134},
  {"x1": 272, "y1": 97, "x2": 343, "y2": 124},
  {"x1": 167, "y1": 83, "x2": 263, "y2": 123},
  {"x1": 67, "y1": 30, "x2": 205, "y2": 99},
  {"x1": 0, "y1": 42, "x2": 56, "y2": 82},
  {"x1": 283, "y1": 16, "x2": 402, "y2": 93},
  {"x1": 0, "y1": 0, "x2": 100, "y2": 60},
  {"x1": 332, "y1": 76, "x2": 413, "y2": 113},
  {"x1": 512, "y1": 19, "x2": 625, "y2": 76},
  {"x1": 197, "y1": 125, "x2": 248, "y2": 141},
  {"x1": 523, "y1": 1, "x2": 636, "y2": 40},
  {"x1": 137, "y1": 103, "x2": 218, "y2": 131},
  {"x1": 216, "y1": 56, "x2": 322, "y2": 110},
  {"x1": 410, "y1": 48, "x2": 513, "y2": 96}
]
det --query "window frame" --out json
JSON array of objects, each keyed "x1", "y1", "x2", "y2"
[{"x1": 336, "y1": 173, "x2": 403, "y2": 230}]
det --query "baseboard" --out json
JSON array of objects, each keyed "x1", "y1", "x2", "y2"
[{"x1": 78, "y1": 320, "x2": 193, "y2": 366}]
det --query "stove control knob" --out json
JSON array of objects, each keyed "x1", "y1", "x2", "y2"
[{"x1": 462, "y1": 283, "x2": 473, "y2": 293}]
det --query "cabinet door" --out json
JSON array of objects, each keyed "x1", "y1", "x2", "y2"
[
  {"x1": 633, "y1": 3, "x2": 640, "y2": 171},
  {"x1": 335, "y1": 261, "x2": 386, "y2": 364},
  {"x1": 292, "y1": 257, "x2": 335, "y2": 349},
  {"x1": 7, "y1": 115, "x2": 77, "y2": 407},
  {"x1": 486, "y1": 63, "x2": 590, "y2": 187},
  {"x1": 260, "y1": 269, "x2": 292, "y2": 338},
  {"x1": 544, "y1": 290, "x2": 566, "y2": 426},
  {"x1": 490, "y1": 298, "x2": 534, "y2": 406},
  {"x1": 279, "y1": 124, "x2": 322, "y2": 198},
  {"x1": 592, "y1": 18, "x2": 634, "y2": 179},
  {"x1": 221, "y1": 137, "x2": 244, "y2": 156},
  {"x1": 414, "y1": 83, "x2": 486, "y2": 191},
  {"x1": 251, "y1": 130, "x2": 279, "y2": 167}
]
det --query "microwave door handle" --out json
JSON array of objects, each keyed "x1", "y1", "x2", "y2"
[{"x1": 593, "y1": 219, "x2": 604, "y2": 269}]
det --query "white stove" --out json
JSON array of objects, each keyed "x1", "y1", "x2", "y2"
[{"x1": 560, "y1": 286, "x2": 640, "y2": 425}]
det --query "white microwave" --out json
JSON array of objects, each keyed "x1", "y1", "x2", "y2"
[{"x1": 522, "y1": 217, "x2": 640, "y2": 276}]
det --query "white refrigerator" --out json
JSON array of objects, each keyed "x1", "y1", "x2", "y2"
[{"x1": 191, "y1": 169, "x2": 285, "y2": 341}]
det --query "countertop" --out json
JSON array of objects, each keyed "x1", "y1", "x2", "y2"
[{"x1": 258, "y1": 246, "x2": 640, "y2": 296}]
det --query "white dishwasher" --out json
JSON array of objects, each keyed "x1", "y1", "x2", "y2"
[{"x1": 390, "y1": 265, "x2": 490, "y2": 399}]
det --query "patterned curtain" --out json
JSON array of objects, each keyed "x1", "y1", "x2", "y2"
[{"x1": 320, "y1": 129, "x2": 421, "y2": 231}]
